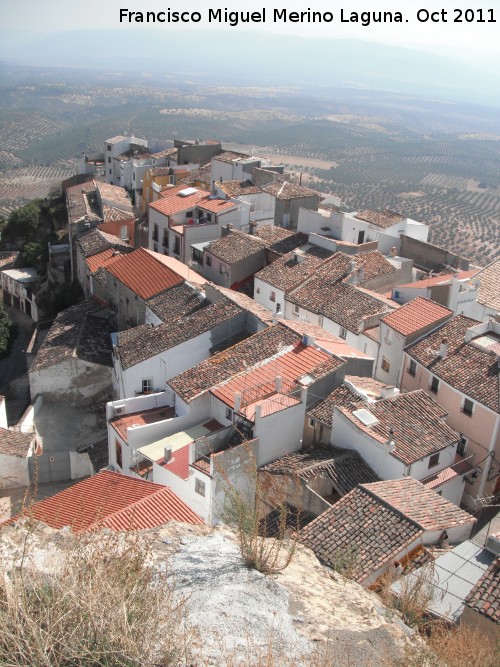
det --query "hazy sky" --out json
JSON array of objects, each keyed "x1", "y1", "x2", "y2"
[{"x1": 1, "y1": 0, "x2": 499, "y2": 61}]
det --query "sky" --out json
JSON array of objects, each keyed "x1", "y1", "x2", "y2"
[{"x1": 1, "y1": 0, "x2": 499, "y2": 63}]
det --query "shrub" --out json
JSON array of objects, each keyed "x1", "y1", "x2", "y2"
[{"x1": 0, "y1": 529, "x2": 188, "y2": 667}]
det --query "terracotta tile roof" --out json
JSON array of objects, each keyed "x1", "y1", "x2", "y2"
[
  {"x1": 206, "y1": 231, "x2": 265, "y2": 264},
  {"x1": 300, "y1": 485, "x2": 423, "y2": 584},
  {"x1": 211, "y1": 343, "x2": 344, "y2": 408},
  {"x1": 397, "y1": 269, "x2": 479, "y2": 289},
  {"x1": 255, "y1": 245, "x2": 332, "y2": 291},
  {"x1": 241, "y1": 393, "x2": 301, "y2": 420},
  {"x1": 422, "y1": 453, "x2": 474, "y2": 490},
  {"x1": 0, "y1": 428, "x2": 34, "y2": 457},
  {"x1": 474, "y1": 258, "x2": 500, "y2": 312},
  {"x1": 85, "y1": 248, "x2": 121, "y2": 274},
  {"x1": 259, "y1": 503, "x2": 316, "y2": 537},
  {"x1": 381, "y1": 297, "x2": 453, "y2": 337},
  {"x1": 78, "y1": 228, "x2": 112, "y2": 258},
  {"x1": 111, "y1": 406, "x2": 175, "y2": 442},
  {"x1": 254, "y1": 226, "x2": 304, "y2": 255},
  {"x1": 116, "y1": 299, "x2": 242, "y2": 369},
  {"x1": 11, "y1": 470, "x2": 202, "y2": 531},
  {"x1": 338, "y1": 390, "x2": 459, "y2": 465},
  {"x1": 212, "y1": 150, "x2": 250, "y2": 164},
  {"x1": 95, "y1": 182, "x2": 132, "y2": 211},
  {"x1": 66, "y1": 180, "x2": 100, "y2": 224},
  {"x1": 464, "y1": 557, "x2": 500, "y2": 624},
  {"x1": 308, "y1": 385, "x2": 363, "y2": 428},
  {"x1": 321, "y1": 250, "x2": 396, "y2": 283},
  {"x1": 151, "y1": 185, "x2": 235, "y2": 217},
  {"x1": 206, "y1": 284, "x2": 273, "y2": 325},
  {"x1": 290, "y1": 282, "x2": 394, "y2": 334},
  {"x1": 262, "y1": 445, "x2": 380, "y2": 496},
  {"x1": 150, "y1": 147, "x2": 178, "y2": 159},
  {"x1": 261, "y1": 179, "x2": 320, "y2": 200},
  {"x1": 168, "y1": 323, "x2": 301, "y2": 403},
  {"x1": 103, "y1": 248, "x2": 184, "y2": 300},
  {"x1": 217, "y1": 179, "x2": 261, "y2": 197},
  {"x1": 406, "y1": 315, "x2": 499, "y2": 412},
  {"x1": 354, "y1": 209, "x2": 405, "y2": 229},
  {"x1": 277, "y1": 322, "x2": 370, "y2": 359},
  {"x1": 144, "y1": 251, "x2": 206, "y2": 287},
  {"x1": 101, "y1": 204, "x2": 134, "y2": 223},
  {"x1": 30, "y1": 301, "x2": 113, "y2": 372},
  {"x1": 362, "y1": 478, "x2": 475, "y2": 532},
  {"x1": 146, "y1": 283, "x2": 208, "y2": 323},
  {"x1": 178, "y1": 163, "x2": 211, "y2": 185},
  {"x1": 363, "y1": 326, "x2": 380, "y2": 342}
]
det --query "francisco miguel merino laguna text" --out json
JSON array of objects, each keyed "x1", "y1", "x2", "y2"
[{"x1": 119, "y1": 8, "x2": 410, "y2": 27}]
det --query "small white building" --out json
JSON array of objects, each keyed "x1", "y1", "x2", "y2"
[
  {"x1": 105, "y1": 135, "x2": 148, "y2": 185},
  {"x1": 0, "y1": 427, "x2": 38, "y2": 489},
  {"x1": 298, "y1": 207, "x2": 429, "y2": 254},
  {"x1": 1, "y1": 267, "x2": 39, "y2": 321}
]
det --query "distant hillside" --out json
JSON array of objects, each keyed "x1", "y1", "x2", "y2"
[{"x1": 3, "y1": 29, "x2": 500, "y2": 107}]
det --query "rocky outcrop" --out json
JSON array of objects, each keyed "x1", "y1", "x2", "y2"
[{"x1": 1, "y1": 521, "x2": 416, "y2": 666}]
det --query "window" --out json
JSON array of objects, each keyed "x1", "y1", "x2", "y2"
[
  {"x1": 294, "y1": 305, "x2": 299, "y2": 315},
  {"x1": 207, "y1": 213, "x2": 212, "y2": 222},
  {"x1": 393, "y1": 290, "x2": 400, "y2": 300},
  {"x1": 408, "y1": 359, "x2": 417, "y2": 377},
  {"x1": 226, "y1": 407, "x2": 233, "y2": 421},
  {"x1": 107, "y1": 157, "x2": 111, "y2": 164},
  {"x1": 185, "y1": 210, "x2": 194, "y2": 218},
  {"x1": 256, "y1": 287, "x2": 260, "y2": 294},
  {"x1": 205, "y1": 255, "x2": 212, "y2": 266},
  {"x1": 107, "y1": 144, "x2": 111, "y2": 151},
  {"x1": 381, "y1": 357, "x2": 391, "y2": 373},
  {"x1": 133, "y1": 172, "x2": 135, "y2": 181},
  {"x1": 153, "y1": 243, "x2": 158, "y2": 253},
  {"x1": 318, "y1": 315, "x2": 323, "y2": 327},
  {"x1": 428, "y1": 453, "x2": 440, "y2": 469},
  {"x1": 339, "y1": 326, "x2": 347, "y2": 340},
  {"x1": 270, "y1": 291, "x2": 276, "y2": 303},
  {"x1": 115, "y1": 440, "x2": 122, "y2": 469},
  {"x1": 109, "y1": 169, "x2": 112, "y2": 175},
  {"x1": 308, "y1": 417, "x2": 314, "y2": 428},
  {"x1": 195, "y1": 478, "x2": 206, "y2": 497},
  {"x1": 142, "y1": 379, "x2": 152, "y2": 394},
  {"x1": 430, "y1": 376, "x2": 439, "y2": 394},
  {"x1": 152, "y1": 223, "x2": 159, "y2": 242},
  {"x1": 458, "y1": 436, "x2": 468, "y2": 457},
  {"x1": 462, "y1": 398, "x2": 474, "y2": 417}
]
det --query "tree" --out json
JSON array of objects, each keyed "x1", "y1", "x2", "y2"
[
  {"x1": 20, "y1": 242, "x2": 44, "y2": 271},
  {"x1": 3, "y1": 202, "x2": 41, "y2": 241},
  {"x1": 0, "y1": 304, "x2": 14, "y2": 358}
]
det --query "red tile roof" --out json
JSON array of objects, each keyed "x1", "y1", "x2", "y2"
[
  {"x1": 143, "y1": 250, "x2": 206, "y2": 286},
  {"x1": 338, "y1": 390, "x2": 459, "y2": 465},
  {"x1": 406, "y1": 315, "x2": 499, "y2": 413},
  {"x1": 464, "y1": 558, "x2": 500, "y2": 624},
  {"x1": 151, "y1": 185, "x2": 235, "y2": 217},
  {"x1": 157, "y1": 443, "x2": 190, "y2": 480},
  {"x1": 211, "y1": 343, "x2": 344, "y2": 408},
  {"x1": 241, "y1": 393, "x2": 301, "y2": 420},
  {"x1": 85, "y1": 248, "x2": 119, "y2": 273},
  {"x1": 381, "y1": 297, "x2": 452, "y2": 337},
  {"x1": 362, "y1": 478, "x2": 475, "y2": 532},
  {"x1": 11, "y1": 470, "x2": 202, "y2": 531},
  {"x1": 104, "y1": 248, "x2": 184, "y2": 299},
  {"x1": 354, "y1": 209, "x2": 405, "y2": 229},
  {"x1": 397, "y1": 269, "x2": 479, "y2": 289}
]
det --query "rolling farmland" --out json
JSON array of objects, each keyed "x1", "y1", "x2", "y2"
[{"x1": 0, "y1": 69, "x2": 499, "y2": 264}]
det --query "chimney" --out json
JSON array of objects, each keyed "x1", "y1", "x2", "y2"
[
  {"x1": 302, "y1": 334, "x2": 315, "y2": 347},
  {"x1": 275, "y1": 376, "x2": 283, "y2": 393},
  {"x1": 358, "y1": 265, "x2": 365, "y2": 284},
  {"x1": 386, "y1": 428, "x2": 396, "y2": 451},
  {"x1": 439, "y1": 337, "x2": 448, "y2": 358},
  {"x1": 254, "y1": 403, "x2": 262, "y2": 420},
  {"x1": 234, "y1": 392, "x2": 242, "y2": 413},
  {"x1": 349, "y1": 259, "x2": 357, "y2": 274},
  {"x1": 164, "y1": 447, "x2": 172, "y2": 463},
  {"x1": 390, "y1": 246, "x2": 398, "y2": 257}
]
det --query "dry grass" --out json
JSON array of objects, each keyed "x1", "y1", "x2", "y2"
[
  {"x1": 427, "y1": 623, "x2": 500, "y2": 667},
  {"x1": 0, "y1": 528, "x2": 189, "y2": 667}
]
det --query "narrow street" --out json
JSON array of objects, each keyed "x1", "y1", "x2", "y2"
[{"x1": 0, "y1": 305, "x2": 35, "y2": 424}]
